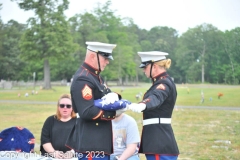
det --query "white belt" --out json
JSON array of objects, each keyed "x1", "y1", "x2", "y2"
[
  {"x1": 143, "y1": 118, "x2": 171, "y2": 126},
  {"x1": 76, "y1": 113, "x2": 80, "y2": 118}
]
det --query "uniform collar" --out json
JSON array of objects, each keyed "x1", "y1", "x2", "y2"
[
  {"x1": 82, "y1": 62, "x2": 101, "y2": 75},
  {"x1": 151, "y1": 72, "x2": 168, "y2": 83}
]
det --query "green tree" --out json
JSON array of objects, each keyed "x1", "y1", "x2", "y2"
[
  {"x1": 13, "y1": 0, "x2": 78, "y2": 89},
  {"x1": 68, "y1": 12, "x2": 104, "y2": 66},
  {"x1": 176, "y1": 23, "x2": 222, "y2": 83},
  {"x1": 222, "y1": 27, "x2": 240, "y2": 84},
  {"x1": 69, "y1": 1, "x2": 139, "y2": 85},
  {"x1": 141, "y1": 26, "x2": 179, "y2": 82},
  {"x1": 0, "y1": 20, "x2": 26, "y2": 81}
]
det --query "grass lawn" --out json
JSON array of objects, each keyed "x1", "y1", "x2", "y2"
[{"x1": 0, "y1": 83, "x2": 240, "y2": 159}]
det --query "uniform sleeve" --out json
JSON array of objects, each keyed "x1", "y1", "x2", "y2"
[
  {"x1": 71, "y1": 76, "x2": 116, "y2": 121},
  {"x1": 141, "y1": 82, "x2": 170, "y2": 110},
  {"x1": 40, "y1": 116, "x2": 53, "y2": 145}
]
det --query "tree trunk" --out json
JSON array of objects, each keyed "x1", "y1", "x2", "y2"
[
  {"x1": 125, "y1": 75, "x2": 128, "y2": 85},
  {"x1": 224, "y1": 47, "x2": 235, "y2": 84},
  {"x1": 201, "y1": 43, "x2": 206, "y2": 83},
  {"x1": 201, "y1": 64, "x2": 204, "y2": 83},
  {"x1": 135, "y1": 67, "x2": 138, "y2": 86},
  {"x1": 43, "y1": 59, "x2": 51, "y2": 89},
  {"x1": 118, "y1": 77, "x2": 122, "y2": 86}
]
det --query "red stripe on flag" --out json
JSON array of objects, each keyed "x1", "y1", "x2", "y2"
[{"x1": 88, "y1": 152, "x2": 92, "y2": 160}]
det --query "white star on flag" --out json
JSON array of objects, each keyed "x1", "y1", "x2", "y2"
[{"x1": 99, "y1": 100, "x2": 108, "y2": 107}]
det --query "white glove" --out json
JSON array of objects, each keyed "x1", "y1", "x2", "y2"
[
  {"x1": 101, "y1": 92, "x2": 119, "y2": 104},
  {"x1": 128, "y1": 103, "x2": 146, "y2": 113},
  {"x1": 116, "y1": 107, "x2": 128, "y2": 116}
]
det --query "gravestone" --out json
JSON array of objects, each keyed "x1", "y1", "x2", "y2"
[{"x1": 3, "y1": 81, "x2": 13, "y2": 89}]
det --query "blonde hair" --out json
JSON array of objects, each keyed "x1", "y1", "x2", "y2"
[
  {"x1": 155, "y1": 59, "x2": 171, "y2": 69},
  {"x1": 55, "y1": 94, "x2": 76, "y2": 120}
]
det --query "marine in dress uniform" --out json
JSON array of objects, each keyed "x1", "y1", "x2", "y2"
[
  {"x1": 66, "y1": 42, "x2": 126, "y2": 160},
  {"x1": 129, "y1": 51, "x2": 179, "y2": 160}
]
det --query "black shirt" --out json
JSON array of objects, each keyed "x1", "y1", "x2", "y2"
[{"x1": 40, "y1": 115, "x2": 76, "y2": 156}]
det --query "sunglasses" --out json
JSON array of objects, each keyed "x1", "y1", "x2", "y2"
[{"x1": 59, "y1": 104, "x2": 72, "y2": 109}]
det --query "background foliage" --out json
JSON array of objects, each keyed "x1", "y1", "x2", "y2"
[{"x1": 0, "y1": 0, "x2": 240, "y2": 88}]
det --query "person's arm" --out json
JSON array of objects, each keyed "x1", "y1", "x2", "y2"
[
  {"x1": 63, "y1": 150, "x2": 75, "y2": 159},
  {"x1": 129, "y1": 82, "x2": 171, "y2": 113},
  {"x1": 41, "y1": 116, "x2": 64, "y2": 158},
  {"x1": 43, "y1": 142, "x2": 75, "y2": 159},
  {"x1": 117, "y1": 143, "x2": 138, "y2": 160},
  {"x1": 42, "y1": 143, "x2": 64, "y2": 158}
]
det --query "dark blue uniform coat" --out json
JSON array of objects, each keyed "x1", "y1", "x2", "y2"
[
  {"x1": 66, "y1": 62, "x2": 117, "y2": 154},
  {"x1": 139, "y1": 72, "x2": 179, "y2": 155}
]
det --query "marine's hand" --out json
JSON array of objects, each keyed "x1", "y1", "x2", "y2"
[
  {"x1": 116, "y1": 107, "x2": 128, "y2": 116},
  {"x1": 101, "y1": 92, "x2": 119, "y2": 104},
  {"x1": 128, "y1": 103, "x2": 146, "y2": 113}
]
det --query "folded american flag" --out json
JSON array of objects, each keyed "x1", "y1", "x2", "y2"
[
  {"x1": 0, "y1": 126, "x2": 35, "y2": 152},
  {"x1": 94, "y1": 99, "x2": 131, "y2": 111}
]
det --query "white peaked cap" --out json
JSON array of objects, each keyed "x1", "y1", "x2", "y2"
[
  {"x1": 86, "y1": 42, "x2": 117, "y2": 60},
  {"x1": 138, "y1": 51, "x2": 169, "y2": 68},
  {"x1": 138, "y1": 51, "x2": 168, "y2": 62},
  {"x1": 86, "y1": 42, "x2": 116, "y2": 54}
]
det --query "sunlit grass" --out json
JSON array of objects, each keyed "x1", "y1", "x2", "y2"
[
  {"x1": 0, "y1": 104, "x2": 56, "y2": 153},
  {"x1": 173, "y1": 109, "x2": 240, "y2": 159},
  {"x1": 1, "y1": 83, "x2": 239, "y2": 107},
  {"x1": 0, "y1": 84, "x2": 240, "y2": 159}
]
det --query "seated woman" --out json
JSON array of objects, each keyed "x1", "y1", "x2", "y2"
[{"x1": 40, "y1": 94, "x2": 76, "y2": 159}]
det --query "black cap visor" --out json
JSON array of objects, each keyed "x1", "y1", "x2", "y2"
[
  {"x1": 98, "y1": 51, "x2": 114, "y2": 60},
  {"x1": 139, "y1": 61, "x2": 152, "y2": 68}
]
